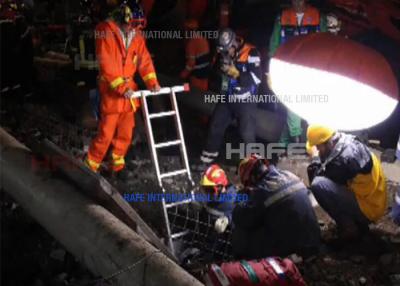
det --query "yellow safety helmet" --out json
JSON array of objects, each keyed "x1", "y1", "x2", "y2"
[{"x1": 306, "y1": 125, "x2": 336, "y2": 154}]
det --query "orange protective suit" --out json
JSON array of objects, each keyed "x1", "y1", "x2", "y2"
[
  {"x1": 86, "y1": 20, "x2": 159, "y2": 172},
  {"x1": 180, "y1": 36, "x2": 210, "y2": 91},
  {"x1": 186, "y1": 0, "x2": 208, "y2": 21},
  {"x1": 141, "y1": 0, "x2": 155, "y2": 17}
]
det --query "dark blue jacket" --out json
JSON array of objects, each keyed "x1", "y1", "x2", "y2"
[
  {"x1": 232, "y1": 166, "x2": 320, "y2": 258},
  {"x1": 307, "y1": 133, "x2": 373, "y2": 185},
  {"x1": 220, "y1": 44, "x2": 261, "y2": 98},
  {"x1": 391, "y1": 187, "x2": 400, "y2": 225},
  {"x1": 205, "y1": 185, "x2": 238, "y2": 222}
]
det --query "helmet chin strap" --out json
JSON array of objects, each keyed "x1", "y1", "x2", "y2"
[{"x1": 234, "y1": 37, "x2": 245, "y2": 59}]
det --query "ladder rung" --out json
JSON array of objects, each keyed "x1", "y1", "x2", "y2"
[
  {"x1": 160, "y1": 169, "x2": 188, "y2": 179},
  {"x1": 155, "y1": 140, "x2": 181, "y2": 149},
  {"x1": 166, "y1": 198, "x2": 193, "y2": 208},
  {"x1": 171, "y1": 230, "x2": 190, "y2": 239},
  {"x1": 148, "y1": 111, "x2": 176, "y2": 119}
]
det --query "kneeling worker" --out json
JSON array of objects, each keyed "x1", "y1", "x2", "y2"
[
  {"x1": 232, "y1": 155, "x2": 321, "y2": 259},
  {"x1": 200, "y1": 164, "x2": 238, "y2": 233},
  {"x1": 307, "y1": 125, "x2": 387, "y2": 241}
]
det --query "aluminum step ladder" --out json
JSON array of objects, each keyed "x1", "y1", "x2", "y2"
[{"x1": 129, "y1": 84, "x2": 195, "y2": 255}]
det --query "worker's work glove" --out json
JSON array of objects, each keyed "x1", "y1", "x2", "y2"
[
  {"x1": 226, "y1": 65, "x2": 240, "y2": 78},
  {"x1": 180, "y1": 69, "x2": 190, "y2": 80},
  {"x1": 233, "y1": 87, "x2": 242, "y2": 94},
  {"x1": 266, "y1": 73, "x2": 272, "y2": 90},
  {"x1": 214, "y1": 216, "x2": 229, "y2": 234},
  {"x1": 124, "y1": 89, "x2": 139, "y2": 112},
  {"x1": 150, "y1": 84, "x2": 161, "y2": 93},
  {"x1": 221, "y1": 64, "x2": 239, "y2": 79},
  {"x1": 307, "y1": 145, "x2": 319, "y2": 158},
  {"x1": 124, "y1": 89, "x2": 135, "y2": 99}
]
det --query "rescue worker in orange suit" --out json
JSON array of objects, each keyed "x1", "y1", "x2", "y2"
[
  {"x1": 180, "y1": 18, "x2": 211, "y2": 91},
  {"x1": 269, "y1": 0, "x2": 327, "y2": 146},
  {"x1": 85, "y1": 1, "x2": 160, "y2": 177},
  {"x1": 199, "y1": 29, "x2": 262, "y2": 167}
]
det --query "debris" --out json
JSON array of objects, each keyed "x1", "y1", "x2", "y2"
[
  {"x1": 359, "y1": 276, "x2": 367, "y2": 285},
  {"x1": 288, "y1": 254, "x2": 303, "y2": 264},
  {"x1": 163, "y1": 178, "x2": 174, "y2": 184},
  {"x1": 56, "y1": 272, "x2": 68, "y2": 282},
  {"x1": 379, "y1": 253, "x2": 394, "y2": 266},
  {"x1": 50, "y1": 248, "x2": 66, "y2": 262},
  {"x1": 33, "y1": 279, "x2": 44, "y2": 286},
  {"x1": 390, "y1": 231, "x2": 400, "y2": 244},
  {"x1": 11, "y1": 202, "x2": 18, "y2": 211},
  {"x1": 350, "y1": 255, "x2": 366, "y2": 264},
  {"x1": 390, "y1": 274, "x2": 400, "y2": 286},
  {"x1": 326, "y1": 274, "x2": 336, "y2": 282},
  {"x1": 323, "y1": 256, "x2": 335, "y2": 265},
  {"x1": 381, "y1": 149, "x2": 397, "y2": 163}
]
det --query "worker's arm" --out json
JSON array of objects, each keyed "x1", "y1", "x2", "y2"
[
  {"x1": 232, "y1": 189, "x2": 264, "y2": 229},
  {"x1": 95, "y1": 23, "x2": 129, "y2": 96},
  {"x1": 307, "y1": 156, "x2": 360, "y2": 185},
  {"x1": 236, "y1": 48, "x2": 262, "y2": 94},
  {"x1": 180, "y1": 40, "x2": 195, "y2": 79},
  {"x1": 309, "y1": 142, "x2": 373, "y2": 185},
  {"x1": 268, "y1": 17, "x2": 281, "y2": 58},
  {"x1": 307, "y1": 156, "x2": 322, "y2": 184},
  {"x1": 136, "y1": 35, "x2": 160, "y2": 89},
  {"x1": 319, "y1": 13, "x2": 328, "y2": 32}
]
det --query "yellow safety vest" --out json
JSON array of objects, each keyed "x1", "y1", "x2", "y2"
[{"x1": 348, "y1": 152, "x2": 387, "y2": 222}]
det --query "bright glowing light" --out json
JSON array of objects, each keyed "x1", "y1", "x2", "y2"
[{"x1": 269, "y1": 58, "x2": 398, "y2": 131}]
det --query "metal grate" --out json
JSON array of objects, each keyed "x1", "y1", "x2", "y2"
[{"x1": 167, "y1": 203, "x2": 234, "y2": 263}]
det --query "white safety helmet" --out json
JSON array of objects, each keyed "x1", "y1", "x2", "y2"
[
  {"x1": 327, "y1": 13, "x2": 341, "y2": 35},
  {"x1": 217, "y1": 28, "x2": 238, "y2": 53}
]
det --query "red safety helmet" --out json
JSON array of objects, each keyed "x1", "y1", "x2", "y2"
[
  {"x1": 238, "y1": 154, "x2": 269, "y2": 186},
  {"x1": 200, "y1": 164, "x2": 229, "y2": 195}
]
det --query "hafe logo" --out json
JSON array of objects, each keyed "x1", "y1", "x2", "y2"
[
  {"x1": 31, "y1": 155, "x2": 76, "y2": 171},
  {"x1": 226, "y1": 143, "x2": 307, "y2": 160}
]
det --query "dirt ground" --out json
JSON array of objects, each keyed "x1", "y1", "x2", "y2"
[{"x1": 1, "y1": 102, "x2": 400, "y2": 286}]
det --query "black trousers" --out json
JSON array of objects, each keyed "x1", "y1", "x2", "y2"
[{"x1": 204, "y1": 102, "x2": 257, "y2": 155}]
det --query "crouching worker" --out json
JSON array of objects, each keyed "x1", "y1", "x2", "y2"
[
  {"x1": 196, "y1": 164, "x2": 240, "y2": 260},
  {"x1": 391, "y1": 136, "x2": 400, "y2": 225},
  {"x1": 84, "y1": 1, "x2": 160, "y2": 177},
  {"x1": 232, "y1": 155, "x2": 321, "y2": 259},
  {"x1": 392, "y1": 189, "x2": 400, "y2": 226},
  {"x1": 307, "y1": 125, "x2": 387, "y2": 241},
  {"x1": 200, "y1": 164, "x2": 239, "y2": 234}
]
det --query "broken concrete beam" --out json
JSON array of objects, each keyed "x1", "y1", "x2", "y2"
[
  {"x1": 0, "y1": 128, "x2": 204, "y2": 286},
  {"x1": 27, "y1": 136, "x2": 175, "y2": 261}
]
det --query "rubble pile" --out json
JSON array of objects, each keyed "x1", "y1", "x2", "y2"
[{"x1": 1, "y1": 103, "x2": 399, "y2": 285}]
